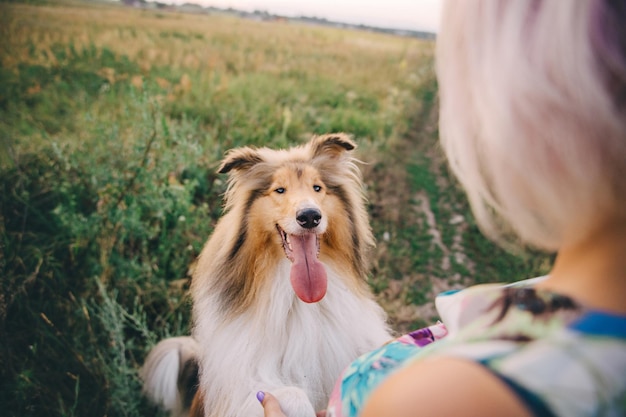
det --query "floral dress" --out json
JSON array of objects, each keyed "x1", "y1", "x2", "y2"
[{"x1": 326, "y1": 277, "x2": 626, "y2": 417}]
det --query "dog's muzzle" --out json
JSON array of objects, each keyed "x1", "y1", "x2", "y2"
[{"x1": 296, "y1": 208, "x2": 322, "y2": 229}]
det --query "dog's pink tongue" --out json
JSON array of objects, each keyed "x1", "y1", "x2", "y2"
[{"x1": 289, "y1": 234, "x2": 327, "y2": 303}]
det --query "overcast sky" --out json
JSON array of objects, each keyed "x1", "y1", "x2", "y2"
[{"x1": 167, "y1": 0, "x2": 443, "y2": 32}]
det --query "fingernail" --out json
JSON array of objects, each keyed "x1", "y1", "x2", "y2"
[{"x1": 256, "y1": 391, "x2": 265, "y2": 403}]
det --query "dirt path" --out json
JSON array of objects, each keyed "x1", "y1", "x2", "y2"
[
  {"x1": 364, "y1": 77, "x2": 550, "y2": 334},
  {"x1": 362, "y1": 78, "x2": 465, "y2": 333}
]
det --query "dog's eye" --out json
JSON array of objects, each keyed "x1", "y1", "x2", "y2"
[
  {"x1": 313, "y1": 185, "x2": 322, "y2": 192},
  {"x1": 275, "y1": 187, "x2": 286, "y2": 194}
]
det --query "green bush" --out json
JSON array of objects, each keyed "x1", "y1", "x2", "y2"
[{"x1": 0, "y1": 87, "x2": 223, "y2": 415}]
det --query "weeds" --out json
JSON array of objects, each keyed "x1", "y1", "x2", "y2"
[{"x1": 1, "y1": 91, "x2": 208, "y2": 415}]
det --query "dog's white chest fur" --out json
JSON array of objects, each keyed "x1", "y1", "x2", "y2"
[{"x1": 193, "y1": 259, "x2": 390, "y2": 417}]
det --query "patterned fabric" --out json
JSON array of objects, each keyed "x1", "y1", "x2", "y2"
[{"x1": 326, "y1": 277, "x2": 626, "y2": 417}]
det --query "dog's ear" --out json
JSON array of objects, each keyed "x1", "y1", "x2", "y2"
[
  {"x1": 310, "y1": 133, "x2": 356, "y2": 159},
  {"x1": 218, "y1": 147, "x2": 264, "y2": 174}
]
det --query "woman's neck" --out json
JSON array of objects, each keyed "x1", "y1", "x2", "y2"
[{"x1": 537, "y1": 219, "x2": 626, "y2": 314}]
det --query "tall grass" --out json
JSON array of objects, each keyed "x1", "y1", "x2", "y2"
[{"x1": 0, "y1": 1, "x2": 550, "y2": 416}]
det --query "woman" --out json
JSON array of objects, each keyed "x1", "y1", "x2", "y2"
[{"x1": 260, "y1": 1, "x2": 626, "y2": 415}]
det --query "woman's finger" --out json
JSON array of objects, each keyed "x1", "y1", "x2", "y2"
[{"x1": 257, "y1": 391, "x2": 288, "y2": 417}]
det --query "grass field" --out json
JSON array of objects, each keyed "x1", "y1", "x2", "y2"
[{"x1": 0, "y1": 1, "x2": 551, "y2": 416}]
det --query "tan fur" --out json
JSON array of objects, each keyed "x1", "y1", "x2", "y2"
[{"x1": 189, "y1": 391, "x2": 204, "y2": 417}]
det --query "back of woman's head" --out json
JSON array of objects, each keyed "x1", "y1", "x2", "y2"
[{"x1": 436, "y1": 0, "x2": 626, "y2": 252}]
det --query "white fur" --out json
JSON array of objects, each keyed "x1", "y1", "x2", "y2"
[
  {"x1": 141, "y1": 336, "x2": 201, "y2": 417},
  {"x1": 193, "y1": 259, "x2": 391, "y2": 417}
]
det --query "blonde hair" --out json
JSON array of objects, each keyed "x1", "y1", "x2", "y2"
[{"x1": 436, "y1": 0, "x2": 626, "y2": 251}]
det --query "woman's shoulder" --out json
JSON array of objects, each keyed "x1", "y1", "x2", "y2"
[
  {"x1": 360, "y1": 355, "x2": 532, "y2": 417},
  {"x1": 434, "y1": 277, "x2": 626, "y2": 383},
  {"x1": 430, "y1": 279, "x2": 626, "y2": 417},
  {"x1": 360, "y1": 312, "x2": 626, "y2": 417}
]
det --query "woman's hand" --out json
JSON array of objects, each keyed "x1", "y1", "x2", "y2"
[{"x1": 257, "y1": 391, "x2": 327, "y2": 417}]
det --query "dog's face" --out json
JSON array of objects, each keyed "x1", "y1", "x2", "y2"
[
  {"x1": 218, "y1": 134, "x2": 361, "y2": 304},
  {"x1": 264, "y1": 164, "x2": 329, "y2": 236},
  {"x1": 256, "y1": 164, "x2": 329, "y2": 303}
]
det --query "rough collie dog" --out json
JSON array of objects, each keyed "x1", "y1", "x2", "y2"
[{"x1": 141, "y1": 134, "x2": 391, "y2": 417}]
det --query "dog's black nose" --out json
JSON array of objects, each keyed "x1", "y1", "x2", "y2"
[{"x1": 296, "y1": 208, "x2": 322, "y2": 229}]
